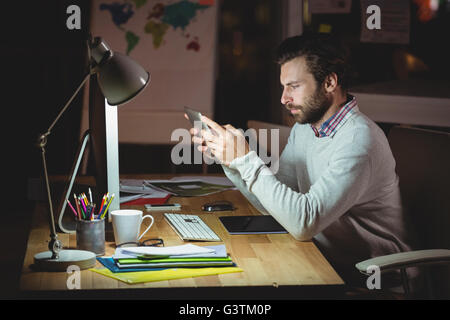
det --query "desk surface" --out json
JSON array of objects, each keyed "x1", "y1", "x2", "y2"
[{"x1": 19, "y1": 175, "x2": 344, "y2": 298}]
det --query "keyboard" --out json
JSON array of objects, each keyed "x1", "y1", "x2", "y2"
[{"x1": 164, "y1": 213, "x2": 221, "y2": 242}]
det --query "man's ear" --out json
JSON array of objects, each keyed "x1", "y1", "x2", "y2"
[{"x1": 324, "y1": 72, "x2": 339, "y2": 93}]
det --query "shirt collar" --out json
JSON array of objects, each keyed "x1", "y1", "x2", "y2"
[{"x1": 310, "y1": 95, "x2": 357, "y2": 138}]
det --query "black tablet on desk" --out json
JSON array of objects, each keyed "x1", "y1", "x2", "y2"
[{"x1": 219, "y1": 216, "x2": 288, "y2": 234}]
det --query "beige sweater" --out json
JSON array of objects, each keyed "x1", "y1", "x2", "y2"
[{"x1": 223, "y1": 106, "x2": 416, "y2": 286}]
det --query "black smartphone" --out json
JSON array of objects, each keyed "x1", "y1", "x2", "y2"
[
  {"x1": 184, "y1": 106, "x2": 211, "y2": 133},
  {"x1": 202, "y1": 201, "x2": 234, "y2": 212}
]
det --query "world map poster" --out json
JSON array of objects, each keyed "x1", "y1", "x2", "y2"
[{"x1": 82, "y1": 0, "x2": 218, "y2": 144}]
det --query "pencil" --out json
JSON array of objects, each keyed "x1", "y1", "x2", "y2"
[
  {"x1": 103, "y1": 192, "x2": 110, "y2": 213},
  {"x1": 79, "y1": 195, "x2": 87, "y2": 219},
  {"x1": 82, "y1": 193, "x2": 89, "y2": 206},
  {"x1": 88, "y1": 187, "x2": 93, "y2": 204},
  {"x1": 86, "y1": 205, "x2": 91, "y2": 220},
  {"x1": 99, "y1": 194, "x2": 106, "y2": 214},
  {"x1": 99, "y1": 194, "x2": 109, "y2": 217},
  {"x1": 66, "y1": 199, "x2": 78, "y2": 218},
  {"x1": 100, "y1": 194, "x2": 115, "y2": 219},
  {"x1": 74, "y1": 194, "x2": 81, "y2": 220},
  {"x1": 91, "y1": 204, "x2": 96, "y2": 221}
]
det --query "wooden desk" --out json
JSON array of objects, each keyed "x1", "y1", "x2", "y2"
[{"x1": 19, "y1": 175, "x2": 344, "y2": 299}]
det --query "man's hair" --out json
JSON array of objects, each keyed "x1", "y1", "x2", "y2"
[{"x1": 276, "y1": 34, "x2": 351, "y2": 90}]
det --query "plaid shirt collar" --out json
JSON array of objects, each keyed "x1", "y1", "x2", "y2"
[{"x1": 310, "y1": 95, "x2": 357, "y2": 138}]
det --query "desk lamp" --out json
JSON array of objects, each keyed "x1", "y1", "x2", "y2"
[{"x1": 35, "y1": 36, "x2": 150, "y2": 271}]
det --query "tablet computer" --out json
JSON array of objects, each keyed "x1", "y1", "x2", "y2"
[{"x1": 219, "y1": 215, "x2": 287, "y2": 234}]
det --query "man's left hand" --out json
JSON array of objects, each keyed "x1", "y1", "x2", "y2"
[{"x1": 193, "y1": 116, "x2": 250, "y2": 166}]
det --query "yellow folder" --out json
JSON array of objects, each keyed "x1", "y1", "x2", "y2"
[{"x1": 90, "y1": 267, "x2": 243, "y2": 284}]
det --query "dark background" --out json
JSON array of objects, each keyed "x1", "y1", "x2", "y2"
[{"x1": 0, "y1": 0, "x2": 448, "y2": 299}]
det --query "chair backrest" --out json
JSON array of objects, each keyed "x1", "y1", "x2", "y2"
[
  {"x1": 388, "y1": 125, "x2": 450, "y2": 298},
  {"x1": 247, "y1": 120, "x2": 291, "y2": 157}
]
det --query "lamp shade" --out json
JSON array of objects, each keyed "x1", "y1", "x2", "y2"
[{"x1": 90, "y1": 37, "x2": 150, "y2": 106}]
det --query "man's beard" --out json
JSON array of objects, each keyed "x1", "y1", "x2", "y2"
[{"x1": 286, "y1": 87, "x2": 332, "y2": 125}]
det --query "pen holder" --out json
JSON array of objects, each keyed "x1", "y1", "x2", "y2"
[{"x1": 76, "y1": 218, "x2": 105, "y2": 256}]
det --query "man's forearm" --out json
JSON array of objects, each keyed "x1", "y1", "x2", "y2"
[
  {"x1": 228, "y1": 150, "x2": 371, "y2": 241},
  {"x1": 221, "y1": 164, "x2": 269, "y2": 215}
]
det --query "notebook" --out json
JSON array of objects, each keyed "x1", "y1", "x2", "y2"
[{"x1": 219, "y1": 215, "x2": 288, "y2": 234}]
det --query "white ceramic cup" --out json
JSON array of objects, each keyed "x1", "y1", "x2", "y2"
[{"x1": 110, "y1": 209, "x2": 154, "y2": 246}]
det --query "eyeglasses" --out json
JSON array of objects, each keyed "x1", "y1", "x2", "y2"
[{"x1": 116, "y1": 238, "x2": 164, "y2": 248}]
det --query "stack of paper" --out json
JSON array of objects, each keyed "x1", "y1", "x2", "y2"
[
  {"x1": 120, "y1": 176, "x2": 236, "y2": 202},
  {"x1": 144, "y1": 177, "x2": 236, "y2": 197},
  {"x1": 119, "y1": 179, "x2": 171, "y2": 204},
  {"x1": 92, "y1": 244, "x2": 243, "y2": 284},
  {"x1": 114, "y1": 244, "x2": 233, "y2": 269}
]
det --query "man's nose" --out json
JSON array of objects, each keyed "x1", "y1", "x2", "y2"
[{"x1": 281, "y1": 89, "x2": 292, "y2": 105}]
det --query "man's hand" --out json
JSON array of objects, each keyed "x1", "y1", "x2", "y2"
[{"x1": 189, "y1": 116, "x2": 250, "y2": 166}]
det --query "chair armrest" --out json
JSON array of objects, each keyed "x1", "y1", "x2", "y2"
[{"x1": 355, "y1": 249, "x2": 450, "y2": 274}]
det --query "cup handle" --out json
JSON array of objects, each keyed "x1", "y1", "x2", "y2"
[{"x1": 138, "y1": 214, "x2": 154, "y2": 240}]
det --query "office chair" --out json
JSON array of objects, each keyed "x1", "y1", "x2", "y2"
[
  {"x1": 355, "y1": 126, "x2": 450, "y2": 299},
  {"x1": 246, "y1": 120, "x2": 291, "y2": 157}
]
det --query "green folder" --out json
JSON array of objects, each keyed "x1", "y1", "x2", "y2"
[
  {"x1": 117, "y1": 256, "x2": 233, "y2": 264},
  {"x1": 116, "y1": 256, "x2": 234, "y2": 268}
]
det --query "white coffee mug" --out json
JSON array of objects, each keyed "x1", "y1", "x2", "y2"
[{"x1": 110, "y1": 209, "x2": 154, "y2": 246}]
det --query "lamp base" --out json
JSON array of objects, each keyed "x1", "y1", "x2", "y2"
[{"x1": 34, "y1": 250, "x2": 96, "y2": 272}]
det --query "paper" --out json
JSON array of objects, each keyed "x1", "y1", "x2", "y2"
[
  {"x1": 121, "y1": 244, "x2": 215, "y2": 257},
  {"x1": 119, "y1": 179, "x2": 171, "y2": 204},
  {"x1": 178, "y1": 184, "x2": 201, "y2": 189},
  {"x1": 116, "y1": 258, "x2": 234, "y2": 269},
  {"x1": 119, "y1": 193, "x2": 170, "y2": 204},
  {"x1": 309, "y1": 0, "x2": 352, "y2": 14},
  {"x1": 113, "y1": 245, "x2": 228, "y2": 260},
  {"x1": 120, "y1": 179, "x2": 170, "y2": 195},
  {"x1": 145, "y1": 180, "x2": 235, "y2": 197},
  {"x1": 360, "y1": 0, "x2": 410, "y2": 44},
  {"x1": 84, "y1": 1, "x2": 218, "y2": 146},
  {"x1": 120, "y1": 176, "x2": 235, "y2": 199},
  {"x1": 169, "y1": 176, "x2": 235, "y2": 187},
  {"x1": 120, "y1": 179, "x2": 153, "y2": 194},
  {"x1": 145, "y1": 176, "x2": 235, "y2": 187}
]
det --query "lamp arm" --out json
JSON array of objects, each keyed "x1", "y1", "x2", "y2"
[
  {"x1": 39, "y1": 144, "x2": 62, "y2": 258},
  {"x1": 37, "y1": 70, "x2": 92, "y2": 259},
  {"x1": 43, "y1": 71, "x2": 92, "y2": 137}
]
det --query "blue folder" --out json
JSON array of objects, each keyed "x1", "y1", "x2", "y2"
[{"x1": 97, "y1": 257, "x2": 167, "y2": 273}]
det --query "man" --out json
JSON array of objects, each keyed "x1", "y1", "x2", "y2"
[{"x1": 190, "y1": 34, "x2": 417, "y2": 289}]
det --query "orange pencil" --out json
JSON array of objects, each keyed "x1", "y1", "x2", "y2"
[{"x1": 99, "y1": 194, "x2": 106, "y2": 214}]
